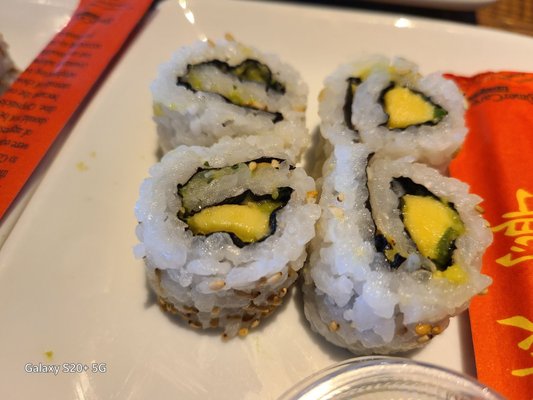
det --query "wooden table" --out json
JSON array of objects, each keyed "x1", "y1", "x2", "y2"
[{"x1": 477, "y1": 0, "x2": 533, "y2": 36}]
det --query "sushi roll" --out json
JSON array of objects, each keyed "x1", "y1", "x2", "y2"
[
  {"x1": 151, "y1": 34, "x2": 309, "y2": 159},
  {"x1": 318, "y1": 56, "x2": 466, "y2": 170},
  {"x1": 134, "y1": 138, "x2": 320, "y2": 338},
  {"x1": 0, "y1": 34, "x2": 18, "y2": 95},
  {"x1": 303, "y1": 142, "x2": 492, "y2": 354}
]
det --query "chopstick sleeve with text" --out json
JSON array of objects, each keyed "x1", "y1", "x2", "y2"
[
  {"x1": 0, "y1": 0, "x2": 153, "y2": 220},
  {"x1": 447, "y1": 71, "x2": 533, "y2": 400}
]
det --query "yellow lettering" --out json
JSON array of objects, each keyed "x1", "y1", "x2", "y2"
[
  {"x1": 493, "y1": 189, "x2": 533, "y2": 267},
  {"x1": 511, "y1": 367, "x2": 533, "y2": 377},
  {"x1": 496, "y1": 253, "x2": 533, "y2": 267},
  {"x1": 492, "y1": 218, "x2": 533, "y2": 236},
  {"x1": 500, "y1": 189, "x2": 533, "y2": 218},
  {"x1": 497, "y1": 316, "x2": 533, "y2": 350},
  {"x1": 497, "y1": 316, "x2": 533, "y2": 377}
]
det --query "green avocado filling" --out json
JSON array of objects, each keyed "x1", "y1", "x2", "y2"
[
  {"x1": 185, "y1": 192, "x2": 287, "y2": 246},
  {"x1": 372, "y1": 177, "x2": 465, "y2": 271},
  {"x1": 395, "y1": 178, "x2": 465, "y2": 271},
  {"x1": 177, "y1": 159, "x2": 293, "y2": 247},
  {"x1": 401, "y1": 194, "x2": 465, "y2": 270},
  {"x1": 381, "y1": 85, "x2": 448, "y2": 130},
  {"x1": 178, "y1": 163, "x2": 250, "y2": 216},
  {"x1": 177, "y1": 59, "x2": 284, "y2": 121}
]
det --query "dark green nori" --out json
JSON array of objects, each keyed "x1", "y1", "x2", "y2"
[
  {"x1": 365, "y1": 154, "x2": 406, "y2": 269},
  {"x1": 343, "y1": 77, "x2": 361, "y2": 133},
  {"x1": 374, "y1": 233, "x2": 406, "y2": 269},
  {"x1": 393, "y1": 177, "x2": 438, "y2": 199}
]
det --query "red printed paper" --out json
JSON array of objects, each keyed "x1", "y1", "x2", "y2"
[
  {"x1": 447, "y1": 72, "x2": 533, "y2": 399},
  {"x1": 0, "y1": 0, "x2": 153, "y2": 220}
]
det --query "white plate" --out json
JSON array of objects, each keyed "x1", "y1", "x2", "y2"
[
  {"x1": 1, "y1": 0, "x2": 533, "y2": 399},
  {"x1": 366, "y1": 0, "x2": 497, "y2": 11}
]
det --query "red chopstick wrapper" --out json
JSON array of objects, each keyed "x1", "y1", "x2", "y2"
[
  {"x1": 447, "y1": 72, "x2": 533, "y2": 399},
  {"x1": 0, "y1": 0, "x2": 153, "y2": 221}
]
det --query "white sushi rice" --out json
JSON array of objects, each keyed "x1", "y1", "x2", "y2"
[
  {"x1": 135, "y1": 137, "x2": 320, "y2": 338},
  {"x1": 318, "y1": 56, "x2": 467, "y2": 171},
  {"x1": 303, "y1": 142, "x2": 492, "y2": 354},
  {"x1": 151, "y1": 36, "x2": 309, "y2": 160}
]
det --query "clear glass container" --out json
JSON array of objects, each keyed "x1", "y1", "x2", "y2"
[{"x1": 278, "y1": 356, "x2": 504, "y2": 400}]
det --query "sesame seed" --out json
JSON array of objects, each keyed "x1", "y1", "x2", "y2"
[
  {"x1": 188, "y1": 320, "x2": 202, "y2": 329},
  {"x1": 271, "y1": 159, "x2": 280, "y2": 169},
  {"x1": 417, "y1": 335, "x2": 431, "y2": 344},
  {"x1": 224, "y1": 33, "x2": 235, "y2": 41},
  {"x1": 238, "y1": 328, "x2": 249, "y2": 337},
  {"x1": 256, "y1": 276, "x2": 268, "y2": 287},
  {"x1": 431, "y1": 326, "x2": 443, "y2": 335},
  {"x1": 234, "y1": 290, "x2": 254, "y2": 299},
  {"x1": 268, "y1": 295, "x2": 281, "y2": 305},
  {"x1": 209, "y1": 280, "x2": 226, "y2": 291},
  {"x1": 248, "y1": 161, "x2": 257, "y2": 171},
  {"x1": 328, "y1": 321, "x2": 340, "y2": 332},
  {"x1": 415, "y1": 323, "x2": 432, "y2": 336},
  {"x1": 267, "y1": 272, "x2": 283, "y2": 285}
]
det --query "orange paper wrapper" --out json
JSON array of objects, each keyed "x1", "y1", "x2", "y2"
[
  {"x1": 0, "y1": 0, "x2": 153, "y2": 220},
  {"x1": 447, "y1": 72, "x2": 533, "y2": 399}
]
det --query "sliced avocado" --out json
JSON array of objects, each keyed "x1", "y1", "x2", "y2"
[
  {"x1": 186, "y1": 198, "x2": 283, "y2": 245},
  {"x1": 401, "y1": 194, "x2": 465, "y2": 270},
  {"x1": 381, "y1": 85, "x2": 448, "y2": 129},
  {"x1": 183, "y1": 188, "x2": 293, "y2": 247}
]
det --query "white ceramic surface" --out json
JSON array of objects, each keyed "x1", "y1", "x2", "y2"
[{"x1": 1, "y1": 0, "x2": 533, "y2": 399}]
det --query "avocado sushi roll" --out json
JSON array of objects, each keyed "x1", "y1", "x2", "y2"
[
  {"x1": 134, "y1": 138, "x2": 320, "y2": 338},
  {"x1": 303, "y1": 142, "x2": 492, "y2": 354},
  {"x1": 151, "y1": 35, "x2": 309, "y2": 159},
  {"x1": 318, "y1": 56, "x2": 466, "y2": 170}
]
